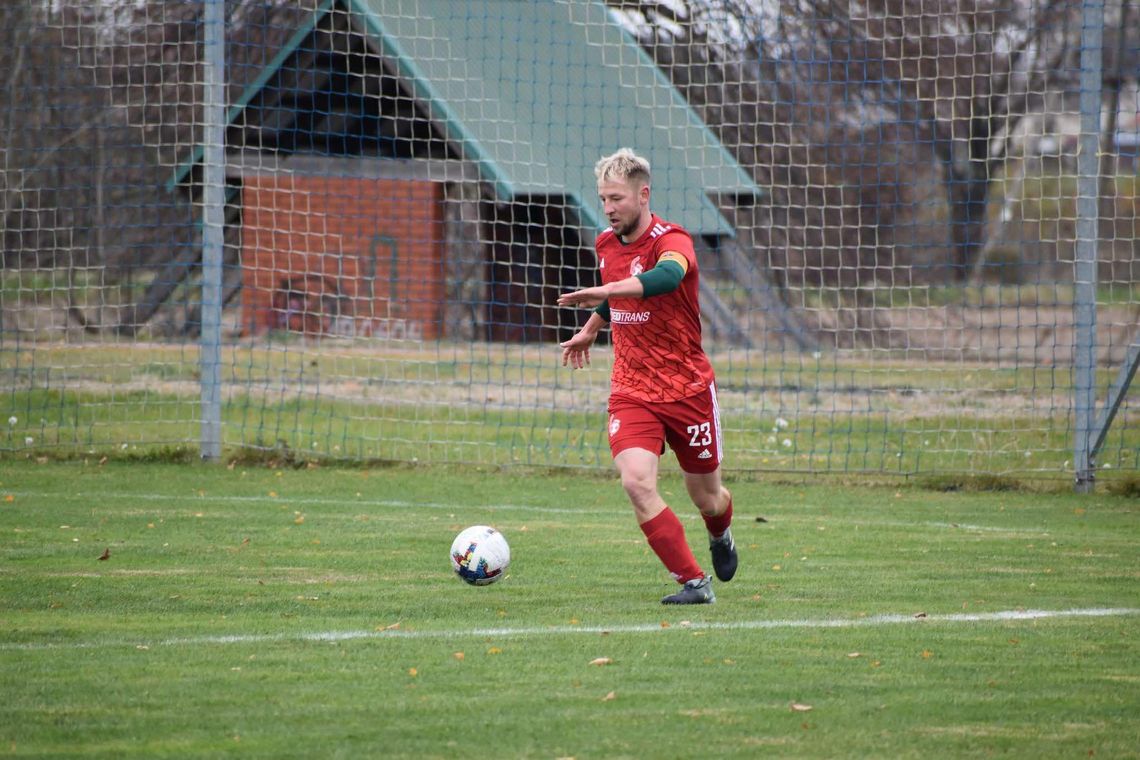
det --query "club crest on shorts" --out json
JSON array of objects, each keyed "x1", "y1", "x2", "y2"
[{"x1": 609, "y1": 415, "x2": 621, "y2": 437}]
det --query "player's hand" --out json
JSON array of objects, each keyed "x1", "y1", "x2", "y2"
[
  {"x1": 560, "y1": 331, "x2": 595, "y2": 369},
  {"x1": 557, "y1": 286, "x2": 608, "y2": 309}
]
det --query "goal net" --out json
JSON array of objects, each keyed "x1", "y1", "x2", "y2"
[{"x1": 1, "y1": 0, "x2": 1137, "y2": 481}]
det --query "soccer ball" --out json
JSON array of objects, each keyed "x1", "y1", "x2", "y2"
[{"x1": 450, "y1": 525, "x2": 510, "y2": 586}]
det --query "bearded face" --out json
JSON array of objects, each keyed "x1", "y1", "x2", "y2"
[{"x1": 597, "y1": 177, "x2": 650, "y2": 242}]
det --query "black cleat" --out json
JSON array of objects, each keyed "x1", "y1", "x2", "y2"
[
  {"x1": 661, "y1": 575, "x2": 715, "y2": 605},
  {"x1": 709, "y1": 528, "x2": 738, "y2": 582}
]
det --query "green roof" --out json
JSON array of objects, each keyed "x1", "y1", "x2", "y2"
[
  {"x1": 177, "y1": 0, "x2": 762, "y2": 237},
  {"x1": 351, "y1": 0, "x2": 759, "y2": 236}
]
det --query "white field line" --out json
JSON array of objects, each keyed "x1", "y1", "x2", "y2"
[
  {"x1": 846, "y1": 520, "x2": 1053, "y2": 537},
  {"x1": 3, "y1": 608, "x2": 1136, "y2": 652}
]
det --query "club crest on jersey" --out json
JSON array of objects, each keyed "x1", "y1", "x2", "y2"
[{"x1": 629, "y1": 257, "x2": 644, "y2": 276}]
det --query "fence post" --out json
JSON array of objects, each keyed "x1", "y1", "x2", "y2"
[
  {"x1": 1073, "y1": 0, "x2": 1104, "y2": 493},
  {"x1": 200, "y1": 0, "x2": 225, "y2": 461}
]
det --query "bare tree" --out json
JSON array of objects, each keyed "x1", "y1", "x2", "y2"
[
  {"x1": 0, "y1": 3, "x2": 93, "y2": 270},
  {"x1": 1, "y1": 0, "x2": 317, "y2": 335},
  {"x1": 820, "y1": 0, "x2": 1080, "y2": 280},
  {"x1": 607, "y1": 0, "x2": 1140, "y2": 286}
]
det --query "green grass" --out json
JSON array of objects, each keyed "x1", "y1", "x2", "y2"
[
  {"x1": 1, "y1": 461, "x2": 1138, "y2": 758},
  {"x1": 7, "y1": 383, "x2": 1126, "y2": 476},
  {"x1": 7, "y1": 336, "x2": 1139, "y2": 477}
]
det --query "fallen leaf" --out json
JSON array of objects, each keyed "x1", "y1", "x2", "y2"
[
  {"x1": 922, "y1": 649, "x2": 934, "y2": 659},
  {"x1": 407, "y1": 668, "x2": 417, "y2": 677},
  {"x1": 791, "y1": 703, "x2": 813, "y2": 712},
  {"x1": 453, "y1": 652, "x2": 465, "y2": 661},
  {"x1": 3, "y1": 494, "x2": 13, "y2": 503},
  {"x1": 487, "y1": 647, "x2": 502, "y2": 655},
  {"x1": 97, "y1": 548, "x2": 110, "y2": 561},
  {"x1": 913, "y1": 612, "x2": 927, "y2": 619},
  {"x1": 847, "y1": 652, "x2": 862, "y2": 658},
  {"x1": 589, "y1": 657, "x2": 613, "y2": 666},
  {"x1": 754, "y1": 516, "x2": 769, "y2": 523},
  {"x1": 601, "y1": 691, "x2": 616, "y2": 702}
]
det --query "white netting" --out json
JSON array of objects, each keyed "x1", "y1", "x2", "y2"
[{"x1": 1, "y1": 0, "x2": 1136, "y2": 479}]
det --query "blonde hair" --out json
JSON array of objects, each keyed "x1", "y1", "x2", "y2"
[{"x1": 594, "y1": 148, "x2": 651, "y2": 186}]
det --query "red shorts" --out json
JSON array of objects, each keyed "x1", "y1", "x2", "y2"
[{"x1": 606, "y1": 384, "x2": 724, "y2": 474}]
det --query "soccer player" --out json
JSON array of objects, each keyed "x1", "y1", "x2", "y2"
[{"x1": 558, "y1": 147, "x2": 737, "y2": 605}]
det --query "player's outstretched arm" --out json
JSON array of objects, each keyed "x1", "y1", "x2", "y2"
[
  {"x1": 557, "y1": 258, "x2": 684, "y2": 309},
  {"x1": 557, "y1": 276, "x2": 645, "y2": 309}
]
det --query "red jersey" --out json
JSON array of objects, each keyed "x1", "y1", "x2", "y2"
[{"x1": 596, "y1": 214, "x2": 715, "y2": 403}]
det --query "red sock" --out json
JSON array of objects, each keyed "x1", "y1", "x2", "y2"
[
  {"x1": 701, "y1": 493, "x2": 733, "y2": 539},
  {"x1": 639, "y1": 507, "x2": 703, "y2": 583}
]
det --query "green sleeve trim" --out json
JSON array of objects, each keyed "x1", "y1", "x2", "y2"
[
  {"x1": 593, "y1": 300, "x2": 611, "y2": 322},
  {"x1": 635, "y1": 259, "x2": 685, "y2": 297}
]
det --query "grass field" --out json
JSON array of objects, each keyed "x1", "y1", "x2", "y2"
[
  {"x1": 1, "y1": 461, "x2": 1138, "y2": 758},
  {"x1": 7, "y1": 340, "x2": 1139, "y2": 478}
]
